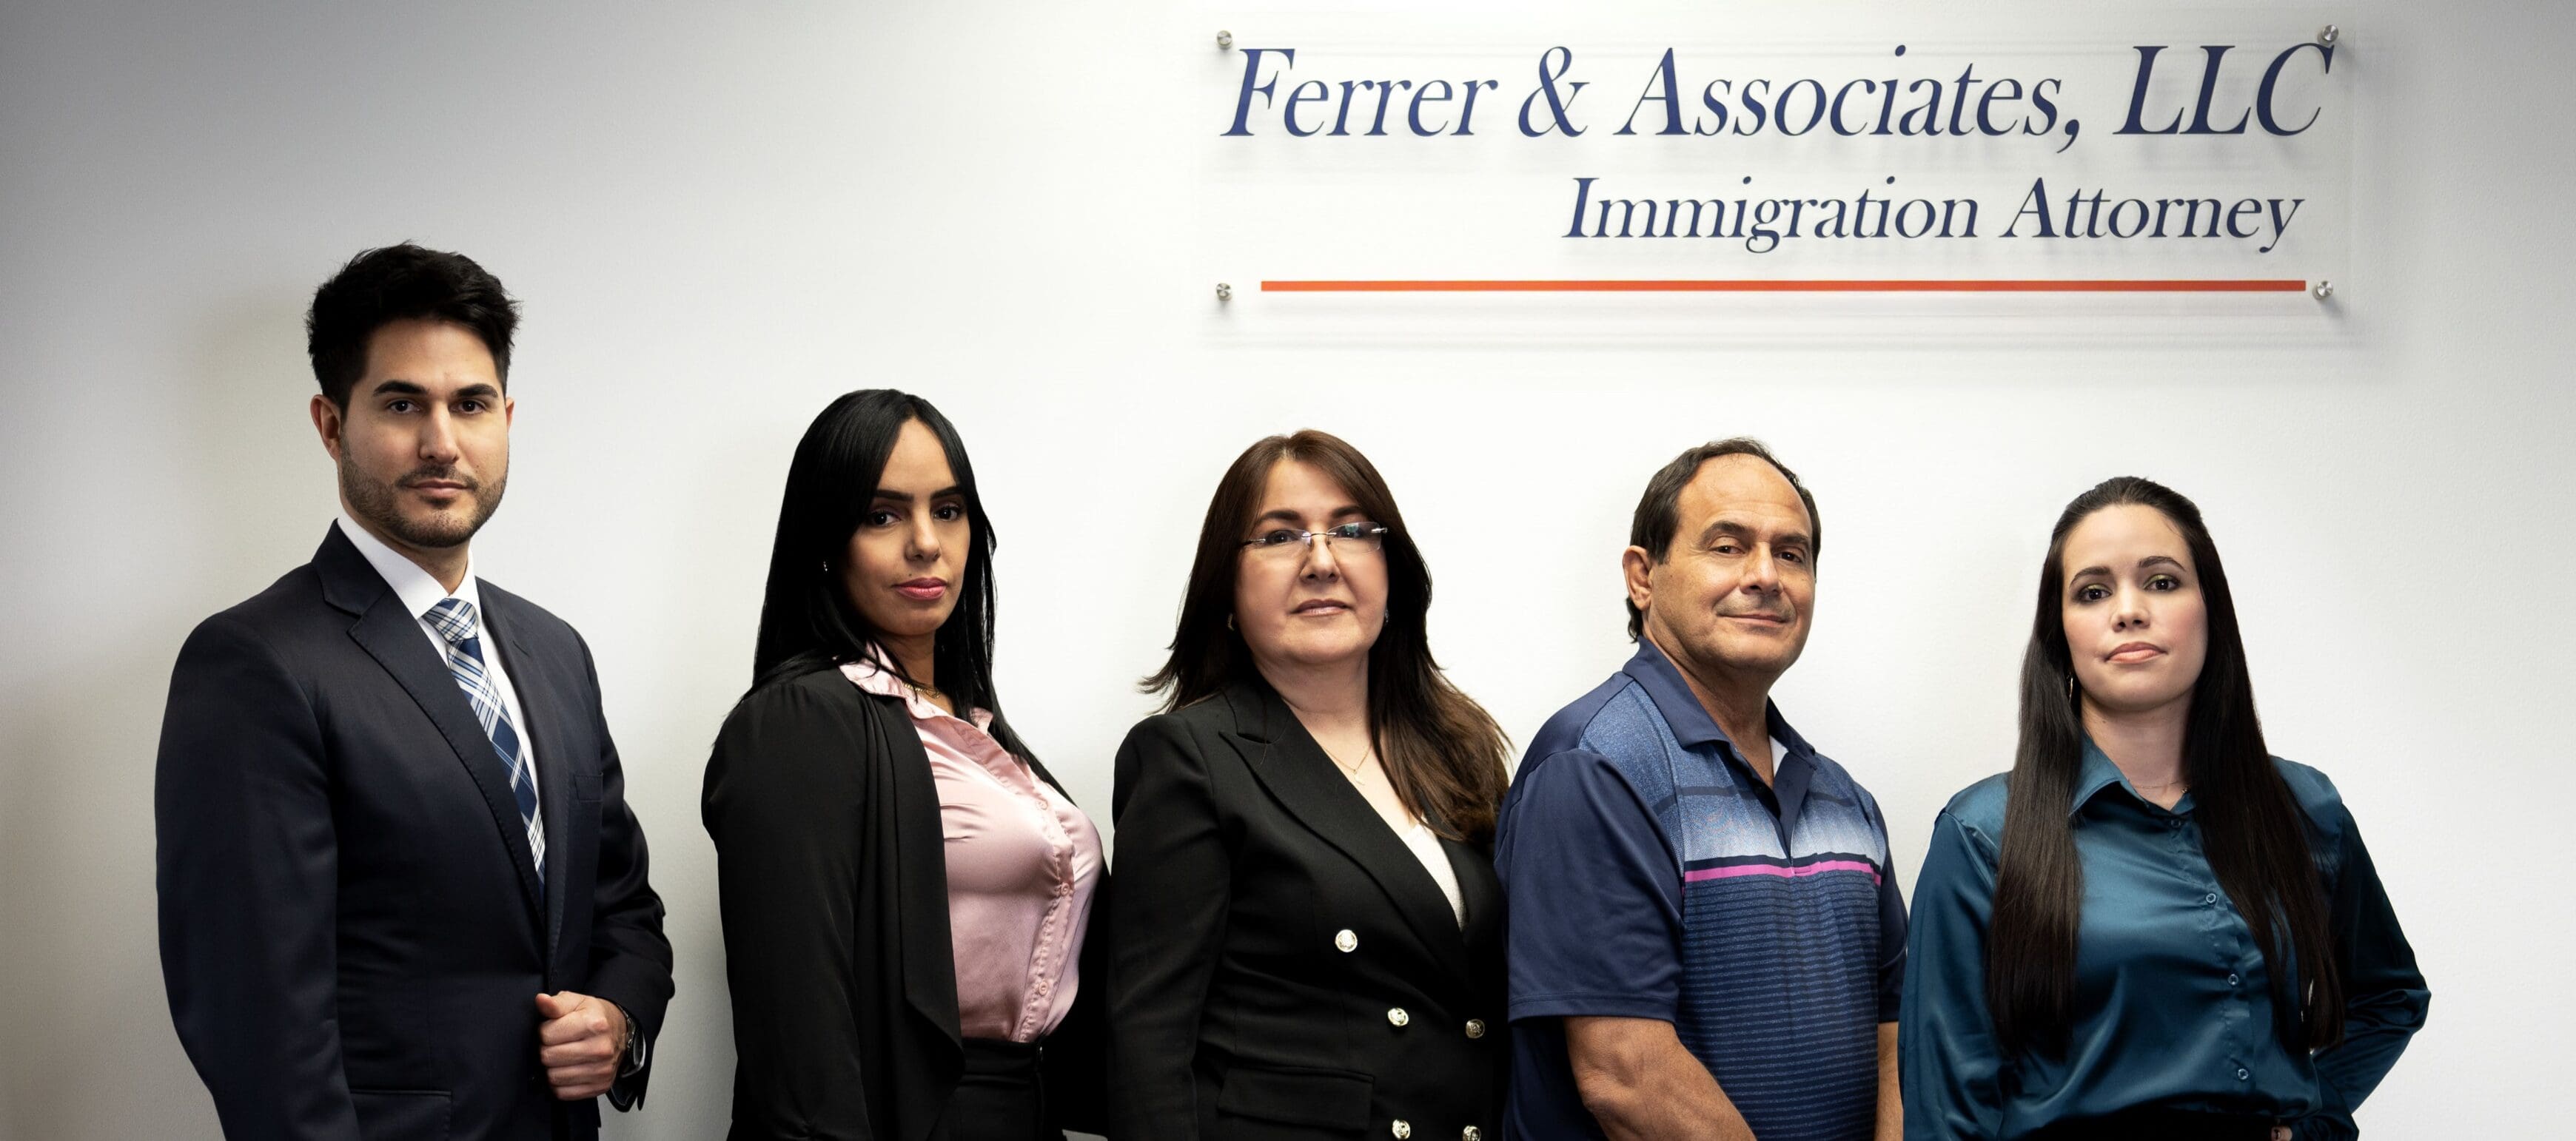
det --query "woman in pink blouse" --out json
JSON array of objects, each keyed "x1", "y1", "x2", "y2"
[{"x1": 703, "y1": 390, "x2": 1107, "y2": 1140}]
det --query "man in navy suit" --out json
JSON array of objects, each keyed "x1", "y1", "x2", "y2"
[{"x1": 156, "y1": 243, "x2": 674, "y2": 1140}]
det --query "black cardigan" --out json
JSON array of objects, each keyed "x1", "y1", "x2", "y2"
[
  {"x1": 702, "y1": 667, "x2": 1108, "y2": 1141},
  {"x1": 1107, "y1": 680, "x2": 1507, "y2": 1140}
]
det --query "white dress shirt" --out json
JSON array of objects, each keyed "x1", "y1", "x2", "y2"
[{"x1": 335, "y1": 513, "x2": 540, "y2": 796}]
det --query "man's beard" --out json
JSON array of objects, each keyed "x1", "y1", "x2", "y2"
[{"x1": 341, "y1": 453, "x2": 506, "y2": 550}]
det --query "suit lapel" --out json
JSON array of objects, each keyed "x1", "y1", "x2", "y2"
[
  {"x1": 873, "y1": 693, "x2": 964, "y2": 1055},
  {"x1": 481, "y1": 588, "x2": 574, "y2": 956},
  {"x1": 1222, "y1": 683, "x2": 1477, "y2": 993},
  {"x1": 318, "y1": 529, "x2": 546, "y2": 926}
]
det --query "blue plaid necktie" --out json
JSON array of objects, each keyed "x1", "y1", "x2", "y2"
[{"x1": 426, "y1": 597, "x2": 545, "y2": 894}]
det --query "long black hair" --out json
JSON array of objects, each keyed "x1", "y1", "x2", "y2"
[
  {"x1": 1141, "y1": 430, "x2": 1510, "y2": 842},
  {"x1": 748, "y1": 388, "x2": 1031, "y2": 758},
  {"x1": 1986, "y1": 477, "x2": 2341, "y2": 1056}
]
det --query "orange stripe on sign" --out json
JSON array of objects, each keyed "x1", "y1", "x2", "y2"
[{"x1": 1259, "y1": 279, "x2": 2311, "y2": 293}]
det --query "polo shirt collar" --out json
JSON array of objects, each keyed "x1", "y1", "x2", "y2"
[{"x1": 1619, "y1": 639, "x2": 1817, "y2": 767}]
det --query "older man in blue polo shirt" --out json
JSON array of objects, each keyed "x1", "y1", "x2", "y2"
[{"x1": 1497, "y1": 439, "x2": 1905, "y2": 1141}]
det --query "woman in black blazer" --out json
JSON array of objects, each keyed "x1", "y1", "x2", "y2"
[
  {"x1": 1111, "y1": 429, "x2": 1513, "y2": 1140},
  {"x1": 703, "y1": 390, "x2": 1107, "y2": 1140}
]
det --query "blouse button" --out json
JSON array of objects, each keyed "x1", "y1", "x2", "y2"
[
  {"x1": 1335, "y1": 929, "x2": 1359, "y2": 953},
  {"x1": 2236, "y1": 1067, "x2": 2251, "y2": 1081},
  {"x1": 1387, "y1": 1007, "x2": 1411, "y2": 1028},
  {"x1": 2203, "y1": 893, "x2": 2218, "y2": 905},
  {"x1": 2228, "y1": 973, "x2": 2241, "y2": 986},
  {"x1": 1392, "y1": 1120, "x2": 1412, "y2": 1140},
  {"x1": 1464, "y1": 1018, "x2": 1487, "y2": 1039}
]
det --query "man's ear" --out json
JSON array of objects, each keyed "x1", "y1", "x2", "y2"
[
  {"x1": 309, "y1": 394, "x2": 346, "y2": 462},
  {"x1": 1622, "y1": 545, "x2": 1655, "y2": 615}
]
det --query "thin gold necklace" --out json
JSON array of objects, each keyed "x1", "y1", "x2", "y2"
[{"x1": 1329, "y1": 746, "x2": 1376, "y2": 778}]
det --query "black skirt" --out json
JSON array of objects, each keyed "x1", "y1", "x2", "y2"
[{"x1": 939, "y1": 1037, "x2": 1053, "y2": 1141}]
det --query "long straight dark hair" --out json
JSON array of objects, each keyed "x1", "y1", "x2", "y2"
[
  {"x1": 1143, "y1": 430, "x2": 1511, "y2": 842},
  {"x1": 1987, "y1": 477, "x2": 2341, "y2": 1056},
  {"x1": 749, "y1": 388, "x2": 1031, "y2": 759}
]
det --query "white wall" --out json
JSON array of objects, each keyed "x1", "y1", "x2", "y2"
[{"x1": 1, "y1": 1, "x2": 2565, "y2": 1137}]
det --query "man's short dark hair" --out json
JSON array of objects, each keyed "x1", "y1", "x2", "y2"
[
  {"x1": 306, "y1": 243, "x2": 518, "y2": 409},
  {"x1": 1626, "y1": 437, "x2": 1821, "y2": 639}
]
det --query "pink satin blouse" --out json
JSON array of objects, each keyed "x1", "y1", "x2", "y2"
[{"x1": 842, "y1": 658, "x2": 1104, "y2": 1042}]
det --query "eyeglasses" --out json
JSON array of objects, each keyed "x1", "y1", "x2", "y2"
[{"x1": 1240, "y1": 522, "x2": 1390, "y2": 558}]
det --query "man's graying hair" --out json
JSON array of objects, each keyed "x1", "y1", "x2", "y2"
[{"x1": 1625, "y1": 437, "x2": 1820, "y2": 640}]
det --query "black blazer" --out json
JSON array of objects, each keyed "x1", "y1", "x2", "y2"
[
  {"x1": 155, "y1": 525, "x2": 674, "y2": 1141},
  {"x1": 701, "y1": 666, "x2": 1109, "y2": 1141},
  {"x1": 1108, "y1": 681, "x2": 1507, "y2": 1140}
]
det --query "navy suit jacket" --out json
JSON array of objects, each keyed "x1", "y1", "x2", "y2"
[{"x1": 156, "y1": 525, "x2": 674, "y2": 1141}]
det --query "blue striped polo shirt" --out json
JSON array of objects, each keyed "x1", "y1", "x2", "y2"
[{"x1": 1495, "y1": 641, "x2": 1907, "y2": 1141}]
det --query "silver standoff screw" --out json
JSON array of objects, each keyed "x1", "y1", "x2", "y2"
[
  {"x1": 2318, "y1": 24, "x2": 2339, "y2": 47},
  {"x1": 2311, "y1": 280, "x2": 2333, "y2": 300},
  {"x1": 1216, "y1": 30, "x2": 1233, "y2": 50},
  {"x1": 1216, "y1": 283, "x2": 1233, "y2": 302}
]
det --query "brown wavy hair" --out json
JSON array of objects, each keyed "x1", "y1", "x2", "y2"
[{"x1": 1143, "y1": 430, "x2": 1511, "y2": 842}]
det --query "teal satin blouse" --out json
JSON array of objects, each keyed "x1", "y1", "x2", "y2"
[{"x1": 1900, "y1": 742, "x2": 2429, "y2": 1140}]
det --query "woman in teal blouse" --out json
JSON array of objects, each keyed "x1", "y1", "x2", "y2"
[{"x1": 1901, "y1": 477, "x2": 2428, "y2": 1140}]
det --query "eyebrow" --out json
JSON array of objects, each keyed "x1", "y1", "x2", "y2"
[
  {"x1": 872, "y1": 485, "x2": 965, "y2": 502},
  {"x1": 368, "y1": 379, "x2": 502, "y2": 400},
  {"x1": 2069, "y1": 555, "x2": 2186, "y2": 579},
  {"x1": 1252, "y1": 505, "x2": 1366, "y2": 527},
  {"x1": 1697, "y1": 518, "x2": 1811, "y2": 547}
]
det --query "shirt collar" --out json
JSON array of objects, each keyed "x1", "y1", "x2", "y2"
[
  {"x1": 1619, "y1": 638, "x2": 1817, "y2": 767},
  {"x1": 335, "y1": 512, "x2": 482, "y2": 623},
  {"x1": 839, "y1": 645, "x2": 993, "y2": 730},
  {"x1": 2068, "y1": 734, "x2": 2190, "y2": 817}
]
